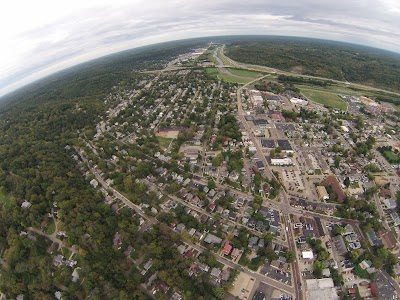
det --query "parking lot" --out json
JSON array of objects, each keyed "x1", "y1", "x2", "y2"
[
  {"x1": 260, "y1": 263, "x2": 292, "y2": 286},
  {"x1": 256, "y1": 282, "x2": 293, "y2": 300}
]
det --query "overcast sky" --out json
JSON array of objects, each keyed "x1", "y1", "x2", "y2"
[{"x1": 1, "y1": 0, "x2": 400, "y2": 97}]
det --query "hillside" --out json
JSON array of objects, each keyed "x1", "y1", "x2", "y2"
[{"x1": 225, "y1": 37, "x2": 400, "y2": 93}]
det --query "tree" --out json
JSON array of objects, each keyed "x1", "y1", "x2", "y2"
[
  {"x1": 334, "y1": 156, "x2": 341, "y2": 168},
  {"x1": 348, "y1": 250, "x2": 361, "y2": 263},
  {"x1": 284, "y1": 251, "x2": 296, "y2": 263},
  {"x1": 313, "y1": 261, "x2": 323, "y2": 278},
  {"x1": 208, "y1": 178, "x2": 216, "y2": 190}
]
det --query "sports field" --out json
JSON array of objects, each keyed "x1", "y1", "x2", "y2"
[{"x1": 157, "y1": 136, "x2": 173, "y2": 148}]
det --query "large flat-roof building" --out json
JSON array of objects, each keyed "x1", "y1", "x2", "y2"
[
  {"x1": 255, "y1": 160, "x2": 265, "y2": 171},
  {"x1": 306, "y1": 278, "x2": 340, "y2": 300},
  {"x1": 317, "y1": 186, "x2": 329, "y2": 200},
  {"x1": 271, "y1": 158, "x2": 293, "y2": 166},
  {"x1": 324, "y1": 176, "x2": 345, "y2": 203}
]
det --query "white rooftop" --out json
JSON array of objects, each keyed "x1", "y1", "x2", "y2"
[
  {"x1": 306, "y1": 278, "x2": 340, "y2": 300},
  {"x1": 302, "y1": 250, "x2": 314, "y2": 259}
]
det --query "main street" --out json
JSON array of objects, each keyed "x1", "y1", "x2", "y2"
[{"x1": 234, "y1": 62, "x2": 303, "y2": 299}]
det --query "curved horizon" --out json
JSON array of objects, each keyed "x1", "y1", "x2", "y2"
[{"x1": 1, "y1": 0, "x2": 400, "y2": 98}]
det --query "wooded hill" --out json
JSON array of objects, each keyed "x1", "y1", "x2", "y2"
[{"x1": 225, "y1": 37, "x2": 400, "y2": 93}]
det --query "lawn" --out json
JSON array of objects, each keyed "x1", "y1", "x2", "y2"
[
  {"x1": 61, "y1": 248, "x2": 72, "y2": 259},
  {"x1": 157, "y1": 137, "x2": 173, "y2": 148},
  {"x1": 384, "y1": 150, "x2": 399, "y2": 162},
  {"x1": 227, "y1": 68, "x2": 262, "y2": 78},
  {"x1": 45, "y1": 219, "x2": 56, "y2": 235},
  {"x1": 300, "y1": 88, "x2": 348, "y2": 111},
  {"x1": 205, "y1": 68, "x2": 252, "y2": 84}
]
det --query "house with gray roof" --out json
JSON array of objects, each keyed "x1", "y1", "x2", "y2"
[{"x1": 204, "y1": 233, "x2": 222, "y2": 245}]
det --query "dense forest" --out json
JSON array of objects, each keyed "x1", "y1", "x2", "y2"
[
  {"x1": 0, "y1": 40, "x2": 209, "y2": 299},
  {"x1": 225, "y1": 37, "x2": 400, "y2": 92}
]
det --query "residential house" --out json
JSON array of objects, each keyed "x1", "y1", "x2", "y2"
[{"x1": 223, "y1": 241, "x2": 233, "y2": 256}]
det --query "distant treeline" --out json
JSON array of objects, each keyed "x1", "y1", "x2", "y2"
[
  {"x1": 0, "y1": 38, "x2": 209, "y2": 109},
  {"x1": 225, "y1": 37, "x2": 400, "y2": 92}
]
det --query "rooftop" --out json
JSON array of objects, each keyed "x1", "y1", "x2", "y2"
[{"x1": 306, "y1": 278, "x2": 340, "y2": 300}]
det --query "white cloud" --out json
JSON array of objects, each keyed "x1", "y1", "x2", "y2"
[{"x1": 1, "y1": 0, "x2": 400, "y2": 97}]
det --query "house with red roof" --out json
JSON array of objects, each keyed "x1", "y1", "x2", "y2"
[{"x1": 223, "y1": 241, "x2": 233, "y2": 256}]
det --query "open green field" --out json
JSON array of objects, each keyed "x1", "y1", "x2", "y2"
[
  {"x1": 157, "y1": 136, "x2": 173, "y2": 148},
  {"x1": 205, "y1": 68, "x2": 252, "y2": 84},
  {"x1": 297, "y1": 84, "x2": 362, "y2": 96},
  {"x1": 0, "y1": 191, "x2": 12, "y2": 209},
  {"x1": 226, "y1": 68, "x2": 262, "y2": 78},
  {"x1": 300, "y1": 88, "x2": 348, "y2": 110}
]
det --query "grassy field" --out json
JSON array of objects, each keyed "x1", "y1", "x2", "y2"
[
  {"x1": 297, "y1": 84, "x2": 362, "y2": 96},
  {"x1": 205, "y1": 68, "x2": 252, "y2": 84},
  {"x1": 217, "y1": 48, "x2": 232, "y2": 66},
  {"x1": 300, "y1": 88, "x2": 348, "y2": 111},
  {"x1": 157, "y1": 136, "x2": 173, "y2": 148},
  {"x1": 227, "y1": 68, "x2": 262, "y2": 78},
  {"x1": 0, "y1": 191, "x2": 12, "y2": 209}
]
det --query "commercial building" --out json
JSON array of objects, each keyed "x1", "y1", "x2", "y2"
[
  {"x1": 248, "y1": 146, "x2": 257, "y2": 154},
  {"x1": 317, "y1": 186, "x2": 329, "y2": 200},
  {"x1": 255, "y1": 160, "x2": 265, "y2": 171},
  {"x1": 306, "y1": 278, "x2": 340, "y2": 300},
  {"x1": 323, "y1": 176, "x2": 345, "y2": 203},
  {"x1": 302, "y1": 250, "x2": 314, "y2": 260},
  {"x1": 271, "y1": 158, "x2": 293, "y2": 166},
  {"x1": 290, "y1": 97, "x2": 308, "y2": 105}
]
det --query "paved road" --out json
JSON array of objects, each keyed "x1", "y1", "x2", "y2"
[
  {"x1": 284, "y1": 214, "x2": 303, "y2": 300},
  {"x1": 182, "y1": 236, "x2": 295, "y2": 295},
  {"x1": 27, "y1": 227, "x2": 77, "y2": 254},
  {"x1": 380, "y1": 270, "x2": 400, "y2": 296},
  {"x1": 235, "y1": 68, "x2": 303, "y2": 300}
]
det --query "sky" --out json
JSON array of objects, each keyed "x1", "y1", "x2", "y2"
[{"x1": 1, "y1": 0, "x2": 400, "y2": 97}]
